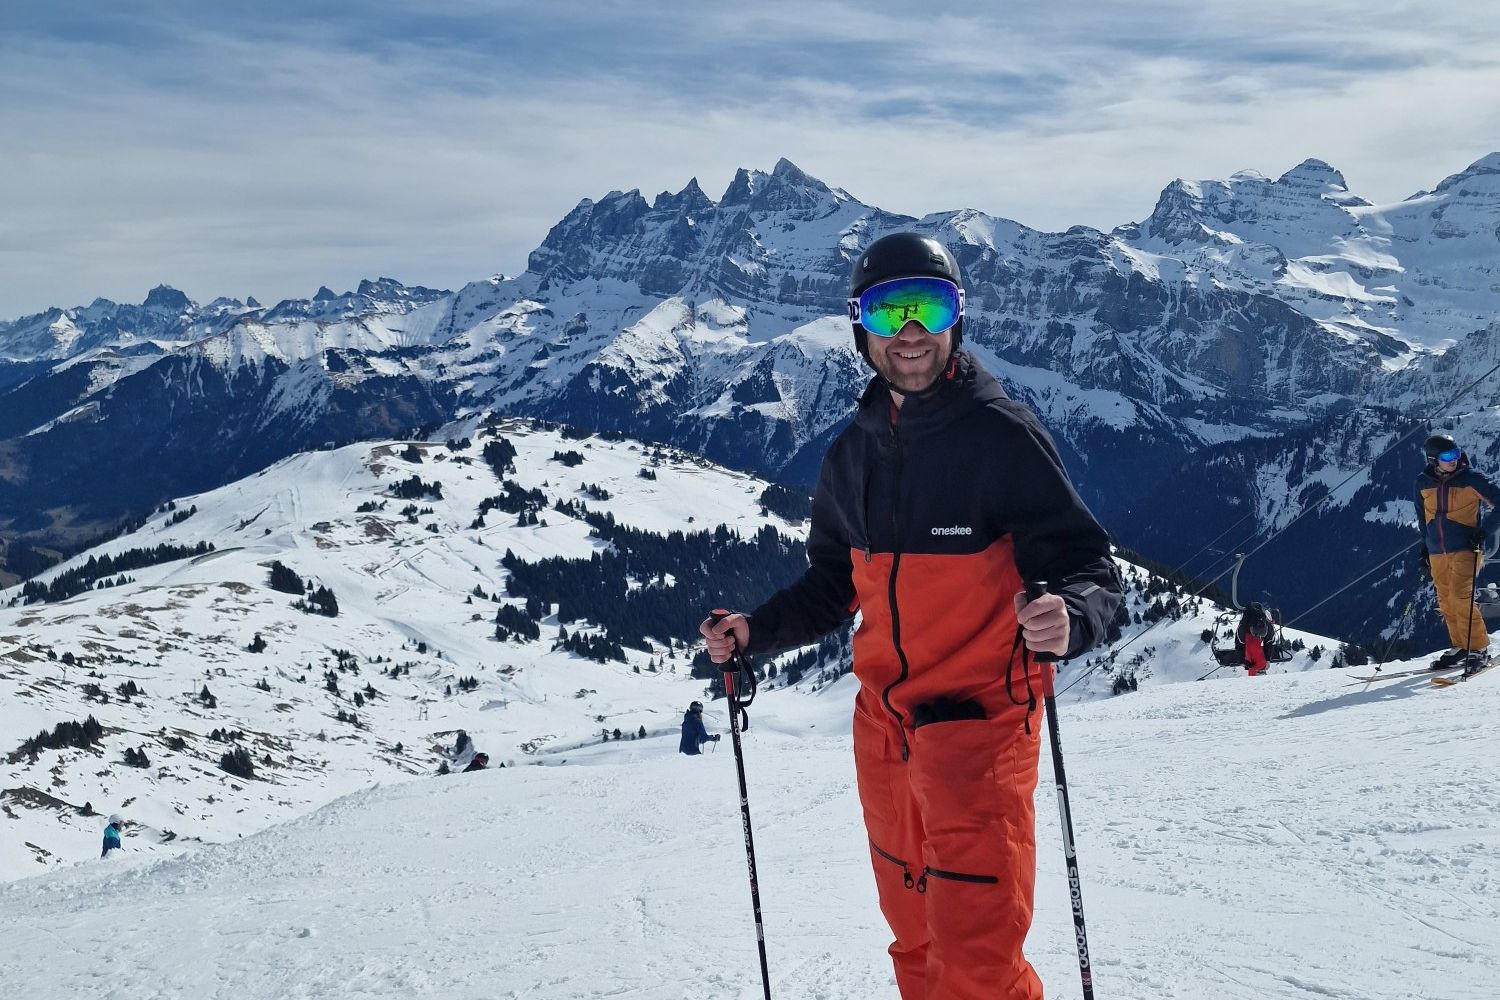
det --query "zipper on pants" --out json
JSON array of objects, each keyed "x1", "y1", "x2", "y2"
[{"x1": 871, "y1": 841, "x2": 916, "y2": 890}]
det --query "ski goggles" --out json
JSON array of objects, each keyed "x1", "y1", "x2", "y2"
[
  {"x1": 848, "y1": 276, "x2": 964, "y2": 338},
  {"x1": 1437, "y1": 448, "x2": 1462, "y2": 463}
]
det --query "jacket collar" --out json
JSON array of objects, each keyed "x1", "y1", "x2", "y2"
[
  {"x1": 853, "y1": 350, "x2": 1007, "y2": 440},
  {"x1": 1427, "y1": 453, "x2": 1472, "y2": 479}
]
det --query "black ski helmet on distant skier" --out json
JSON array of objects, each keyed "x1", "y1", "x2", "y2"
[
  {"x1": 848, "y1": 233, "x2": 964, "y2": 362},
  {"x1": 1243, "y1": 603, "x2": 1270, "y2": 639},
  {"x1": 1423, "y1": 433, "x2": 1461, "y2": 462}
]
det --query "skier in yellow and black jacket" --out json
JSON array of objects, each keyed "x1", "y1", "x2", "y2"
[{"x1": 1416, "y1": 433, "x2": 1500, "y2": 670}]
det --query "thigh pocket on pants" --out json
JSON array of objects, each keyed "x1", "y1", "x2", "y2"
[{"x1": 908, "y1": 718, "x2": 1011, "y2": 876}]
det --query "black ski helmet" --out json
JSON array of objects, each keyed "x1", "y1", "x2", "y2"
[
  {"x1": 848, "y1": 233, "x2": 964, "y2": 362},
  {"x1": 1423, "y1": 433, "x2": 1460, "y2": 462},
  {"x1": 1244, "y1": 602, "x2": 1270, "y2": 638},
  {"x1": 689, "y1": 701, "x2": 703, "y2": 713}
]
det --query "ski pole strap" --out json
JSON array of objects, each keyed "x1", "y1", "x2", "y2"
[
  {"x1": 1023, "y1": 581, "x2": 1062, "y2": 698},
  {"x1": 710, "y1": 610, "x2": 755, "y2": 729}
]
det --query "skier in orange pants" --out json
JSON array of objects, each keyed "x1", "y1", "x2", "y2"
[{"x1": 701, "y1": 234, "x2": 1123, "y2": 998}]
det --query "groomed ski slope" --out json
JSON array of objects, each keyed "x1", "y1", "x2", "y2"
[{"x1": 2, "y1": 659, "x2": 1495, "y2": 999}]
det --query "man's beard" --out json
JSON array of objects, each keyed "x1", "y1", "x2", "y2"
[{"x1": 871, "y1": 341, "x2": 953, "y2": 394}]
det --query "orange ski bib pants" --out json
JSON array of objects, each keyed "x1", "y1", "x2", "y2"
[{"x1": 852, "y1": 539, "x2": 1046, "y2": 1000}]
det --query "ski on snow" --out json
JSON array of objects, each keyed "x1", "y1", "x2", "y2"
[
  {"x1": 1347, "y1": 664, "x2": 1464, "y2": 685},
  {"x1": 1432, "y1": 660, "x2": 1495, "y2": 686}
]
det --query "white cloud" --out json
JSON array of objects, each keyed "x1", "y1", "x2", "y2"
[{"x1": 1, "y1": 1, "x2": 1497, "y2": 317}]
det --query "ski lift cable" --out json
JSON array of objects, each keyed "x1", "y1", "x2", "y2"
[
  {"x1": 1056, "y1": 357, "x2": 1500, "y2": 698},
  {"x1": 1279, "y1": 539, "x2": 1413, "y2": 632},
  {"x1": 1165, "y1": 354, "x2": 1500, "y2": 620},
  {"x1": 1158, "y1": 357, "x2": 1500, "y2": 603},
  {"x1": 1058, "y1": 533, "x2": 1407, "y2": 698}
]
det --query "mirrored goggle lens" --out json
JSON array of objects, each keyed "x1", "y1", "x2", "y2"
[
  {"x1": 851, "y1": 277, "x2": 962, "y2": 338},
  {"x1": 1438, "y1": 448, "x2": 1461, "y2": 462}
]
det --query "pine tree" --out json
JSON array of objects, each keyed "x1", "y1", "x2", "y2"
[
  {"x1": 267, "y1": 561, "x2": 305, "y2": 595},
  {"x1": 220, "y1": 746, "x2": 255, "y2": 779}
]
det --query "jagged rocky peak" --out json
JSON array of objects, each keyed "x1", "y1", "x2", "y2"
[
  {"x1": 313, "y1": 285, "x2": 340, "y2": 302},
  {"x1": 245, "y1": 296, "x2": 262, "y2": 308},
  {"x1": 1432, "y1": 151, "x2": 1500, "y2": 194},
  {"x1": 526, "y1": 188, "x2": 652, "y2": 279},
  {"x1": 356, "y1": 277, "x2": 403, "y2": 297},
  {"x1": 351, "y1": 277, "x2": 450, "y2": 304},
  {"x1": 1467, "y1": 151, "x2": 1500, "y2": 174},
  {"x1": 1143, "y1": 177, "x2": 1216, "y2": 243},
  {"x1": 556, "y1": 188, "x2": 651, "y2": 239},
  {"x1": 653, "y1": 177, "x2": 714, "y2": 213},
  {"x1": 720, "y1": 158, "x2": 840, "y2": 213},
  {"x1": 769, "y1": 157, "x2": 824, "y2": 189},
  {"x1": 1277, "y1": 158, "x2": 1349, "y2": 193},
  {"x1": 143, "y1": 285, "x2": 191, "y2": 311},
  {"x1": 719, "y1": 167, "x2": 759, "y2": 206}
]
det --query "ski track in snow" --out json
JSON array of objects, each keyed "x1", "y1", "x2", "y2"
[{"x1": 1, "y1": 666, "x2": 1495, "y2": 999}]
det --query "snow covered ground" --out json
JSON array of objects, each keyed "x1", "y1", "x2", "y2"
[
  {"x1": 0, "y1": 415, "x2": 1341, "y2": 883},
  {"x1": 1, "y1": 655, "x2": 1494, "y2": 999},
  {"x1": 0, "y1": 418, "x2": 812, "y2": 878}
]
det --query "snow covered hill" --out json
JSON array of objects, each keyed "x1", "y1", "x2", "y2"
[
  {"x1": 0, "y1": 417, "x2": 814, "y2": 879},
  {"x1": 2, "y1": 651, "x2": 1494, "y2": 999},
  {"x1": 1, "y1": 415, "x2": 1333, "y2": 882}
]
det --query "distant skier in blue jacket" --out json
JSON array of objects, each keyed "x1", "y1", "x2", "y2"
[
  {"x1": 101, "y1": 814, "x2": 123, "y2": 857},
  {"x1": 678, "y1": 701, "x2": 719, "y2": 755}
]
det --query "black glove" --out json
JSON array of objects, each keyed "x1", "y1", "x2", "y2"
[
  {"x1": 1413, "y1": 542, "x2": 1431, "y2": 578},
  {"x1": 712, "y1": 734, "x2": 722, "y2": 742}
]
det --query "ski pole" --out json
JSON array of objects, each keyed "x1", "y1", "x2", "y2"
[
  {"x1": 1374, "y1": 595, "x2": 1418, "y2": 671},
  {"x1": 708, "y1": 610, "x2": 773, "y2": 1000},
  {"x1": 1024, "y1": 583, "x2": 1096, "y2": 1000},
  {"x1": 1465, "y1": 541, "x2": 1482, "y2": 671}
]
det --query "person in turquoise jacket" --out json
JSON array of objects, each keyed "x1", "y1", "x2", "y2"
[
  {"x1": 101, "y1": 814, "x2": 123, "y2": 857},
  {"x1": 678, "y1": 701, "x2": 719, "y2": 755}
]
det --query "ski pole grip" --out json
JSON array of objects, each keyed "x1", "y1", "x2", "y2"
[
  {"x1": 709, "y1": 609, "x2": 741, "y2": 699},
  {"x1": 709, "y1": 608, "x2": 738, "y2": 663},
  {"x1": 1022, "y1": 581, "x2": 1059, "y2": 664}
]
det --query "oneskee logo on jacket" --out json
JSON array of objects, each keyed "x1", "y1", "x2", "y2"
[{"x1": 932, "y1": 525, "x2": 973, "y2": 536}]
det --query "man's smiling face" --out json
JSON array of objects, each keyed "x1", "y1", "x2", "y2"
[{"x1": 868, "y1": 319, "x2": 954, "y2": 395}]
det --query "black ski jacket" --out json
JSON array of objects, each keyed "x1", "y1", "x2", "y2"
[{"x1": 746, "y1": 351, "x2": 1122, "y2": 721}]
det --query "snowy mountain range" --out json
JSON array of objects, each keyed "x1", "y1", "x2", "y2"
[
  {"x1": 1, "y1": 416, "x2": 1333, "y2": 882},
  {"x1": 4, "y1": 154, "x2": 1500, "y2": 643}
]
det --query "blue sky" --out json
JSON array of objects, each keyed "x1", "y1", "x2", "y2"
[{"x1": 2, "y1": 0, "x2": 1498, "y2": 317}]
